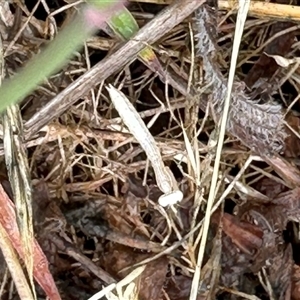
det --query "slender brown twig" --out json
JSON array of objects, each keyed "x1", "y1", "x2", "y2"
[{"x1": 24, "y1": 0, "x2": 206, "y2": 136}]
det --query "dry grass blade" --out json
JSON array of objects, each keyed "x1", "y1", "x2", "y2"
[
  {"x1": 2, "y1": 105, "x2": 35, "y2": 299},
  {"x1": 181, "y1": 123, "x2": 198, "y2": 176},
  {"x1": 219, "y1": 286, "x2": 262, "y2": 300},
  {"x1": 199, "y1": 209, "x2": 223, "y2": 299},
  {"x1": 0, "y1": 221, "x2": 34, "y2": 299},
  {"x1": 89, "y1": 265, "x2": 146, "y2": 300},
  {"x1": 190, "y1": 1, "x2": 250, "y2": 299},
  {"x1": 0, "y1": 26, "x2": 35, "y2": 299},
  {"x1": 106, "y1": 84, "x2": 183, "y2": 206},
  {"x1": 0, "y1": 12, "x2": 60, "y2": 298},
  {"x1": 114, "y1": 265, "x2": 146, "y2": 300},
  {"x1": 0, "y1": 185, "x2": 61, "y2": 299}
]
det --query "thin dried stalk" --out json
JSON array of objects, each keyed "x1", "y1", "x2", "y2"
[
  {"x1": 219, "y1": 0, "x2": 300, "y2": 22},
  {"x1": 194, "y1": 4, "x2": 287, "y2": 155},
  {"x1": 190, "y1": 2, "x2": 252, "y2": 299},
  {"x1": 128, "y1": 0, "x2": 300, "y2": 22}
]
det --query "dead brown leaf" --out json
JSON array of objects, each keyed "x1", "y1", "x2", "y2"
[{"x1": 102, "y1": 244, "x2": 168, "y2": 300}]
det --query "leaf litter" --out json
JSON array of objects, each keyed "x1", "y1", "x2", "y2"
[{"x1": 2, "y1": 0, "x2": 300, "y2": 299}]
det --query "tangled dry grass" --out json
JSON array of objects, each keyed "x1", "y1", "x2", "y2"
[{"x1": 2, "y1": 0, "x2": 300, "y2": 299}]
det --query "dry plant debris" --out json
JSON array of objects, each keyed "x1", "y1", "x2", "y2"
[{"x1": 2, "y1": 0, "x2": 300, "y2": 299}]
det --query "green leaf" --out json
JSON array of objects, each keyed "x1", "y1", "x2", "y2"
[{"x1": 108, "y1": 7, "x2": 139, "y2": 39}]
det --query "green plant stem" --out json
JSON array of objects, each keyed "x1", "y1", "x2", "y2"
[{"x1": 0, "y1": 1, "x2": 123, "y2": 113}]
